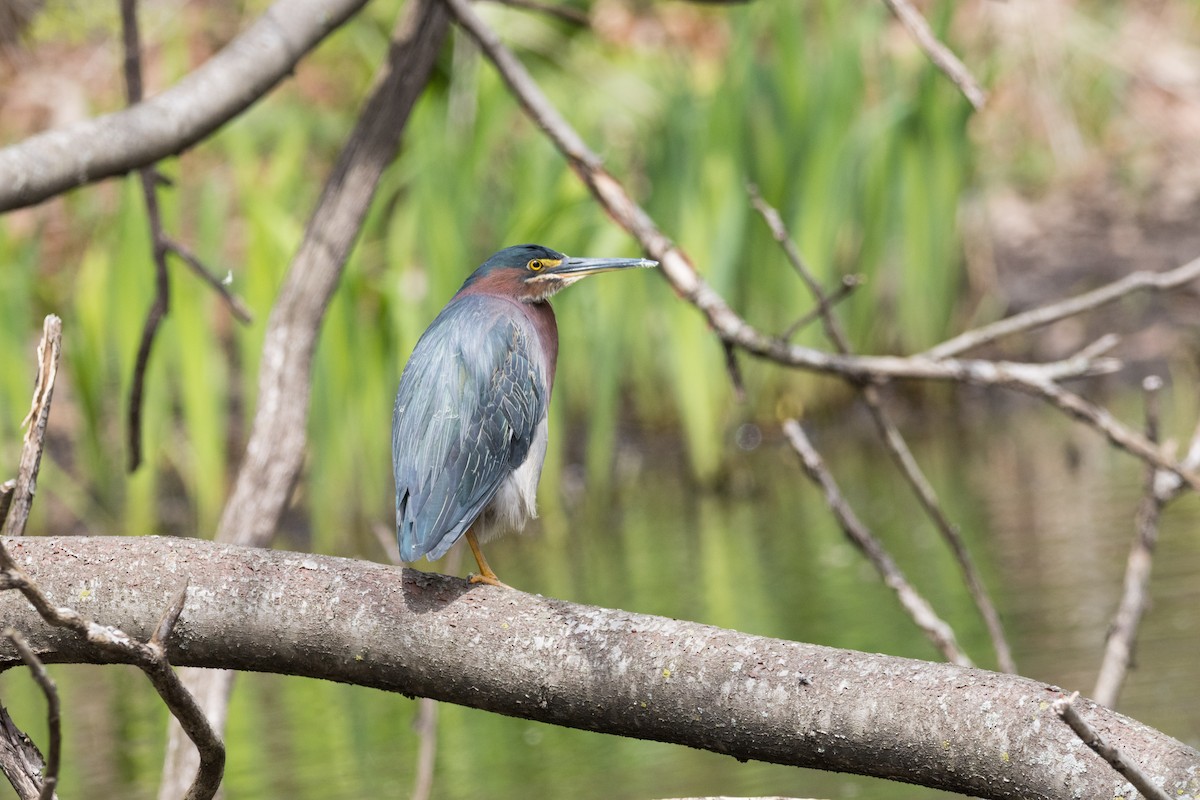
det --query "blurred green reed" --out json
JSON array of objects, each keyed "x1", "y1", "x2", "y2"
[{"x1": 0, "y1": 1, "x2": 974, "y2": 543}]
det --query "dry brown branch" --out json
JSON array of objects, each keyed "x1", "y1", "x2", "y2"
[
  {"x1": 0, "y1": 482, "x2": 12, "y2": 533},
  {"x1": 0, "y1": 0, "x2": 370, "y2": 212},
  {"x1": 879, "y1": 0, "x2": 987, "y2": 110},
  {"x1": 782, "y1": 420, "x2": 972, "y2": 667},
  {"x1": 1093, "y1": 377, "x2": 1165, "y2": 708},
  {"x1": 6, "y1": 535, "x2": 1199, "y2": 800},
  {"x1": 157, "y1": 1, "x2": 452, "y2": 793},
  {"x1": 119, "y1": 0, "x2": 252, "y2": 473},
  {"x1": 2, "y1": 316, "x2": 60, "y2": 539},
  {"x1": 2, "y1": 628, "x2": 59, "y2": 800},
  {"x1": 1053, "y1": 692, "x2": 1172, "y2": 800},
  {"x1": 0, "y1": 703, "x2": 49, "y2": 800},
  {"x1": 749, "y1": 187, "x2": 1015, "y2": 673},
  {"x1": 923, "y1": 255, "x2": 1200, "y2": 360},
  {"x1": 441, "y1": 0, "x2": 1200, "y2": 497},
  {"x1": 781, "y1": 274, "x2": 863, "y2": 340},
  {"x1": 165, "y1": 238, "x2": 253, "y2": 323}
]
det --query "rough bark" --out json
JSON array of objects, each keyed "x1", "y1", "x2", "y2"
[
  {"x1": 0, "y1": 0, "x2": 370, "y2": 212},
  {"x1": 2, "y1": 536, "x2": 1197, "y2": 800}
]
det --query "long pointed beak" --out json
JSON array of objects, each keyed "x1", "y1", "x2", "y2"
[{"x1": 547, "y1": 256, "x2": 659, "y2": 276}]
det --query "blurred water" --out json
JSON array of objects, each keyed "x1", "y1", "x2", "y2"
[{"x1": 2, "y1": 401, "x2": 1197, "y2": 799}]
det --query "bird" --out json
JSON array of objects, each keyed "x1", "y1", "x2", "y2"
[{"x1": 392, "y1": 244, "x2": 657, "y2": 586}]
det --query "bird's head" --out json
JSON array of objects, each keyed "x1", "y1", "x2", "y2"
[{"x1": 460, "y1": 244, "x2": 657, "y2": 302}]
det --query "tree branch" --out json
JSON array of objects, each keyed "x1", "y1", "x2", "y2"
[
  {"x1": 1, "y1": 316, "x2": 60, "y2": 540},
  {"x1": 782, "y1": 420, "x2": 971, "y2": 667},
  {"x1": 2, "y1": 536, "x2": 1197, "y2": 800},
  {"x1": 750, "y1": 185, "x2": 1015, "y2": 674},
  {"x1": 2, "y1": 629, "x2": 59, "y2": 800},
  {"x1": 0, "y1": 0, "x2": 371, "y2": 212},
  {"x1": 923, "y1": 255, "x2": 1200, "y2": 360},
  {"x1": 1053, "y1": 692, "x2": 1172, "y2": 800},
  {"x1": 879, "y1": 0, "x2": 987, "y2": 110},
  {"x1": 1092, "y1": 377, "x2": 1166, "y2": 708}
]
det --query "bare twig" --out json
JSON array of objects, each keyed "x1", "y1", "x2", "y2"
[
  {"x1": 1052, "y1": 692, "x2": 1171, "y2": 800},
  {"x1": 443, "y1": 0, "x2": 1200, "y2": 496},
  {"x1": 0, "y1": 481, "x2": 13, "y2": 531},
  {"x1": 2, "y1": 316, "x2": 61, "y2": 539},
  {"x1": 1093, "y1": 377, "x2": 1165, "y2": 708},
  {"x1": 410, "y1": 699, "x2": 439, "y2": 800},
  {"x1": 781, "y1": 274, "x2": 864, "y2": 341},
  {"x1": 119, "y1": 0, "x2": 252, "y2": 473},
  {"x1": 0, "y1": 703, "x2": 49, "y2": 800},
  {"x1": 879, "y1": 0, "x2": 987, "y2": 110},
  {"x1": 782, "y1": 420, "x2": 972, "y2": 667},
  {"x1": 749, "y1": 186, "x2": 1015, "y2": 672},
  {"x1": 121, "y1": 0, "x2": 171, "y2": 475},
  {"x1": 165, "y1": 238, "x2": 253, "y2": 324},
  {"x1": 3, "y1": 629, "x2": 60, "y2": 800},
  {"x1": 923, "y1": 255, "x2": 1200, "y2": 360}
]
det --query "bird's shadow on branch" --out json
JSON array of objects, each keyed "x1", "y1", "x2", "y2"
[{"x1": 399, "y1": 567, "x2": 476, "y2": 613}]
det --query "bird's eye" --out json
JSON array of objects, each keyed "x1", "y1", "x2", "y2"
[{"x1": 527, "y1": 259, "x2": 544, "y2": 272}]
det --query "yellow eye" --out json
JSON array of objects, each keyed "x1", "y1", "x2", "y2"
[{"x1": 527, "y1": 259, "x2": 544, "y2": 271}]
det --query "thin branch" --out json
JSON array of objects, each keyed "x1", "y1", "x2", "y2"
[
  {"x1": 0, "y1": 703, "x2": 49, "y2": 800},
  {"x1": 121, "y1": 0, "x2": 170, "y2": 475},
  {"x1": 1053, "y1": 692, "x2": 1172, "y2": 800},
  {"x1": 781, "y1": 274, "x2": 864, "y2": 341},
  {"x1": 749, "y1": 185, "x2": 1015, "y2": 672},
  {"x1": 879, "y1": 0, "x2": 987, "y2": 111},
  {"x1": 410, "y1": 696, "x2": 440, "y2": 800},
  {"x1": 119, "y1": 0, "x2": 251, "y2": 473},
  {"x1": 2, "y1": 629, "x2": 59, "y2": 800},
  {"x1": 782, "y1": 420, "x2": 972, "y2": 667},
  {"x1": 2, "y1": 316, "x2": 61, "y2": 539},
  {"x1": 0, "y1": 481, "x2": 12, "y2": 531},
  {"x1": 442, "y1": 0, "x2": 1200, "y2": 497},
  {"x1": 1092, "y1": 377, "x2": 1165, "y2": 708},
  {"x1": 164, "y1": 238, "x2": 253, "y2": 324},
  {"x1": 923, "y1": 255, "x2": 1200, "y2": 360},
  {"x1": 721, "y1": 339, "x2": 747, "y2": 403},
  {"x1": 0, "y1": 0, "x2": 371, "y2": 212}
]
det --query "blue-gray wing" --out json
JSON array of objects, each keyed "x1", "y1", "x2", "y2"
[{"x1": 392, "y1": 295, "x2": 548, "y2": 562}]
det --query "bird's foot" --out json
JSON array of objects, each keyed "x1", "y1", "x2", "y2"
[{"x1": 467, "y1": 571, "x2": 506, "y2": 588}]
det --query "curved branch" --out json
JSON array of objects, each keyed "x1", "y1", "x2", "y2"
[
  {"x1": 2, "y1": 536, "x2": 1198, "y2": 800},
  {"x1": 0, "y1": 0, "x2": 370, "y2": 212}
]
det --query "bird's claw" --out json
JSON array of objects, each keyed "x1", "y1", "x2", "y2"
[{"x1": 468, "y1": 571, "x2": 506, "y2": 588}]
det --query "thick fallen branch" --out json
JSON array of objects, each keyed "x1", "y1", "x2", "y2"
[
  {"x1": 0, "y1": 0, "x2": 370, "y2": 212},
  {"x1": 2, "y1": 536, "x2": 1198, "y2": 800}
]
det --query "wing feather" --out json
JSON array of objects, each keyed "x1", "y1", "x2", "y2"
[{"x1": 393, "y1": 295, "x2": 548, "y2": 562}]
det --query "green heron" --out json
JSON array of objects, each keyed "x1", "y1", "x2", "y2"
[{"x1": 393, "y1": 244, "x2": 657, "y2": 585}]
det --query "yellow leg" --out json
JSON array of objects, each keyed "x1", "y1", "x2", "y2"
[{"x1": 465, "y1": 528, "x2": 504, "y2": 587}]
